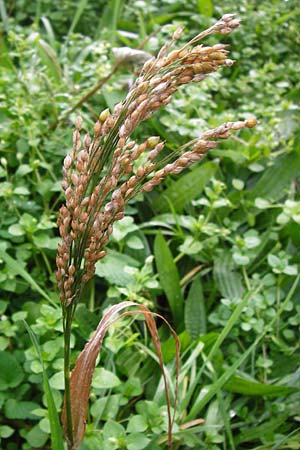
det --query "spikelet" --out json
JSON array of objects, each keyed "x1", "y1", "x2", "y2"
[{"x1": 56, "y1": 15, "x2": 257, "y2": 309}]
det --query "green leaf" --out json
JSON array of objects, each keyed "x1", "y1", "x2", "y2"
[
  {"x1": 5, "y1": 399, "x2": 40, "y2": 420},
  {"x1": 127, "y1": 415, "x2": 148, "y2": 433},
  {"x1": 233, "y1": 252, "x2": 249, "y2": 266},
  {"x1": 95, "y1": 250, "x2": 139, "y2": 285},
  {"x1": 182, "y1": 288, "x2": 259, "y2": 415},
  {"x1": 235, "y1": 415, "x2": 288, "y2": 445},
  {"x1": 33, "y1": 34, "x2": 62, "y2": 83},
  {"x1": 185, "y1": 277, "x2": 206, "y2": 339},
  {"x1": 13, "y1": 186, "x2": 30, "y2": 195},
  {"x1": 103, "y1": 420, "x2": 125, "y2": 440},
  {"x1": 214, "y1": 250, "x2": 244, "y2": 299},
  {"x1": 153, "y1": 161, "x2": 218, "y2": 213},
  {"x1": 249, "y1": 151, "x2": 300, "y2": 201},
  {"x1": 90, "y1": 394, "x2": 122, "y2": 421},
  {"x1": 0, "y1": 351, "x2": 24, "y2": 389},
  {"x1": 26, "y1": 424, "x2": 48, "y2": 448},
  {"x1": 8, "y1": 223, "x2": 25, "y2": 236},
  {"x1": 23, "y1": 321, "x2": 64, "y2": 450},
  {"x1": 92, "y1": 368, "x2": 121, "y2": 389},
  {"x1": 197, "y1": 0, "x2": 213, "y2": 16},
  {"x1": 126, "y1": 433, "x2": 151, "y2": 450},
  {"x1": 0, "y1": 250, "x2": 58, "y2": 306},
  {"x1": 0, "y1": 425, "x2": 14, "y2": 438},
  {"x1": 49, "y1": 371, "x2": 65, "y2": 390},
  {"x1": 67, "y1": 0, "x2": 89, "y2": 35},
  {"x1": 224, "y1": 375, "x2": 298, "y2": 396},
  {"x1": 154, "y1": 232, "x2": 183, "y2": 327},
  {"x1": 184, "y1": 276, "x2": 299, "y2": 421}
]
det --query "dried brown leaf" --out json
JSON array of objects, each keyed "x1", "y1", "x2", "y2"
[{"x1": 62, "y1": 301, "x2": 180, "y2": 449}]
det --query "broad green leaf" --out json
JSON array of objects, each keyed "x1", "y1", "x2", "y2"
[
  {"x1": 0, "y1": 425, "x2": 14, "y2": 438},
  {"x1": 90, "y1": 394, "x2": 122, "y2": 421},
  {"x1": 26, "y1": 424, "x2": 48, "y2": 448},
  {"x1": 197, "y1": 0, "x2": 213, "y2": 17},
  {"x1": 49, "y1": 371, "x2": 65, "y2": 390},
  {"x1": 127, "y1": 415, "x2": 148, "y2": 433},
  {"x1": 103, "y1": 420, "x2": 125, "y2": 440},
  {"x1": 95, "y1": 250, "x2": 139, "y2": 285},
  {"x1": 184, "y1": 277, "x2": 206, "y2": 339},
  {"x1": 249, "y1": 151, "x2": 300, "y2": 201},
  {"x1": 153, "y1": 161, "x2": 218, "y2": 213},
  {"x1": 23, "y1": 322, "x2": 64, "y2": 450},
  {"x1": 5, "y1": 399, "x2": 40, "y2": 420},
  {"x1": 154, "y1": 232, "x2": 183, "y2": 327},
  {"x1": 92, "y1": 368, "x2": 121, "y2": 389},
  {"x1": 214, "y1": 250, "x2": 244, "y2": 299},
  {"x1": 8, "y1": 223, "x2": 25, "y2": 236},
  {"x1": 126, "y1": 433, "x2": 151, "y2": 450},
  {"x1": 224, "y1": 375, "x2": 297, "y2": 396},
  {"x1": 0, "y1": 351, "x2": 24, "y2": 389}
]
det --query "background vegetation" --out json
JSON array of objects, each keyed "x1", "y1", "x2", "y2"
[{"x1": 0, "y1": 0, "x2": 300, "y2": 449}]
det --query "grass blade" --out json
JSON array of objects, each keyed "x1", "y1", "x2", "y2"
[
  {"x1": 0, "y1": 0, "x2": 8, "y2": 31},
  {"x1": 224, "y1": 374, "x2": 298, "y2": 396},
  {"x1": 185, "y1": 275, "x2": 299, "y2": 421},
  {"x1": 35, "y1": 36, "x2": 62, "y2": 83},
  {"x1": 181, "y1": 288, "x2": 258, "y2": 412},
  {"x1": 154, "y1": 232, "x2": 184, "y2": 328},
  {"x1": 248, "y1": 151, "x2": 300, "y2": 201},
  {"x1": 214, "y1": 250, "x2": 244, "y2": 299},
  {"x1": 184, "y1": 277, "x2": 206, "y2": 339},
  {"x1": 23, "y1": 321, "x2": 64, "y2": 450},
  {"x1": 0, "y1": 249, "x2": 55, "y2": 305},
  {"x1": 153, "y1": 161, "x2": 218, "y2": 213},
  {"x1": 67, "y1": 0, "x2": 89, "y2": 36}
]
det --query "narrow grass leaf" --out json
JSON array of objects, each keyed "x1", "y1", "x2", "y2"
[
  {"x1": 182, "y1": 288, "x2": 257, "y2": 412},
  {"x1": 153, "y1": 161, "x2": 218, "y2": 213},
  {"x1": 248, "y1": 151, "x2": 300, "y2": 201},
  {"x1": 154, "y1": 232, "x2": 184, "y2": 327},
  {"x1": 185, "y1": 276, "x2": 299, "y2": 421},
  {"x1": 0, "y1": 250, "x2": 54, "y2": 305},
  {"x1": 97, "y1": 0, "x2": 124, "y2": 43},
  {"x1": 67, "y1": 0, "x2": 89, "y2": 36},
  {"x1": 224, "y1": 375, "x2": 298, "y2": 396},
  {"x1": 23, "y1": 321, "x2": 64, "y2": 450},
  {"x1": 41, "y1": 16, "x2": 56, "y2": 48},
  {"x1": 0, "y1": 35, "x2": 14, "y2": 69},
  {"x1": 0, "y1": 0, "x2": 8, "y2": 31},
  {"x1": 35, "y1": 38, "x2": 62, "y2": 83},
  {"x1": 184, "y1": 277, "x2": 206, "y2": 339},
  {"x1": 214, "y1": 250, "x2": 244, "y2": 299},
  {"x1": 235, "y1": 415, "x2": 288, "y2": 445}
]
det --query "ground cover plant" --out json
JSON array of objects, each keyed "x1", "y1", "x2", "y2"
[{"x1": 0, "y1": 1, "x2": 300, "y2": 449}]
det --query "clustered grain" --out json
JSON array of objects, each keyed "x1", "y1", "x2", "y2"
[{"x1": 56, "y1": 14, "x2": 257, "y2": 308}]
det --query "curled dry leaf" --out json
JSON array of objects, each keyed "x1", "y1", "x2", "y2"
[{"x1": 61, "y1": 301, "x2": 180, "y2": 450}]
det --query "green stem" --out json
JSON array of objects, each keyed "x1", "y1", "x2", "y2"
[{"x1": 63, "y1": 307, "x2": 74, "y2": 449}]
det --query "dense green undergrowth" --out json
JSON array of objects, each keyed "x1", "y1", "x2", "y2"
[{"x1": 0, "y1": 0, "x2": 300, "y2": 449}]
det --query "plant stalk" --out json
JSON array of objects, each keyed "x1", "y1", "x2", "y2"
[{"x1": 63, "y1": 307, "x2": 74, "y2": 449}]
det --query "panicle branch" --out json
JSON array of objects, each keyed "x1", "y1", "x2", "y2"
[{"x1": 56, "y1": 15, "x2": 257, "y2": 309}]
